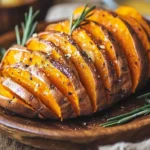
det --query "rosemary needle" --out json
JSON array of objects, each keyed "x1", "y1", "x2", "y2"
[
  {"x1": 69, "y1": 3, "x2": 96, "y2": 35},
  {"x1": 21, "y1": 7, "x2": 33, "y2": 45},
  {"x1": 15, "y1": 25, "x2": 21, "y2": 45},
  {"x1": 0, "y1": 48, "x2": 6, "y2": 61},
  {"x1": 15, "y1": 7, "x2": 39, "y2": 46},
  {"x1": 100, "y1": 98, "x2": 150, "y2": 127}
]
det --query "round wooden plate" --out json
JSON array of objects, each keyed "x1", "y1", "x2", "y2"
[{"x1": 0, "y1": 22, "x2": 150, "y2": 150}]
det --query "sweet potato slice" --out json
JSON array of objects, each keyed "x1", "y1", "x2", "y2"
[
  {"x1": 45, "y1": 21, "x2": 69, "y2": 34},
  {"x1": 2, "y1": 78, "x2": 57, "y2": 119},
  {"x1": 39, "y1": 31, "x2": 107, "y2": 111},
  {"x1": 26, "y1": 38, "x2": 92, "y2": 115},
  {"x1": 26, "y1": 37, "x2": 64, "y2": 63},
  {"x1": 1, "y1": 46, "x2": 92, "y2": 117},
  {"x1": 1, "y1": 64, "x2": 73, "y2": 119},
  {"x1": 74, "y1": 8, "x2": 148, "y2": 92},
  {"x1": 115, "y1": 6, "x2": 150, "y2": 39},
  {"x1": 117, "y1": 15, "x2": 150, "y2": 77},
  {"x1": 0, "y1": 80, "x2": 38, "y2": 118}
]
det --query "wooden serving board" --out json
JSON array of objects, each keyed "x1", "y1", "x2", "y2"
[{"x1": 0, "y1": 22, "x2": 150, "y2": 150}]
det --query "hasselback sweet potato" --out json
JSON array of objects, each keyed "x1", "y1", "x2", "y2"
[
  {"x1": 26, "y1": 38, "x2": 92, "y2": 115},
  {"x1": 39, "y1": 31, "x2": 107, "y2": 111},
  {"x1": 0, "y1": 6, "x2": 149, "y2": 120}
]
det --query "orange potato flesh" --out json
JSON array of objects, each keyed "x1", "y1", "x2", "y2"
[
  {"x1": 117, "y1": 15, "x2": 150, "y2": 77},
  {"x1": 26, "y1": 37, "x2": 63, "y2": 62},
  {"x1": 39, "y1": 32, "x2": 100, "y2": 112},
  {"x1": 1, "y1": 66, "x2": 61, "y2": 118},
  {"x1": 45, "y1": 21, "x2": 69, "y2": 34},
  {"x1": 74, "y1": 7, "x2": 144, "y2": 92},
  {"x1": 1, "y1": 48, "x2": 80, "y2": 116},
  {"x1": 115, "y1": 6, "x2": 150, "y2": 39}
]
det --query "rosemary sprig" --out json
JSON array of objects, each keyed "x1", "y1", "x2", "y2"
[
  {"x1": 69, "y1": 4, "x2": 96, "y2": 35},
  {"x1": 100, "y1": 93, "x2": 150, "y2": 127},
  {"x1": 15, "y1": 7, "x2": 40, "y2": 46}
]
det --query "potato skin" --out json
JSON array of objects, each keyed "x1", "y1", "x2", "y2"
[
  {"x1": 0, "y1": 95, "x2": 39, "y2": 118},
  {"x1": 2, "y1": 78, "x2": 57, "y2": 119},
  {"x1": 0, "y1": 82, "x2": 39, "y2": 119}
]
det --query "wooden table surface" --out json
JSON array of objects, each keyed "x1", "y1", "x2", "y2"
[{"x1": 0, "y1": 134, "x2": 38, "y2": 150}]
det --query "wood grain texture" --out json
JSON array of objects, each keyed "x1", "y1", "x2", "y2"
[{"x1": 0, "y1": 22, "x2": 150, "y2": 150}]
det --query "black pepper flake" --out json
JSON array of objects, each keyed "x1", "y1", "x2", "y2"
[
  {"x1": 81, "y1": 51, "x2": 87, "y2": 57},
  {"x1": 45, "y1": 55, "x2": 49, "y2": 60},
  {"x1": 30, "y1": 76, "x2": 33, "y2": 80},
  {"x1": 8, "y1": 100, "x2": 12, "y2": 104},
  {"x1": 135, "y1": 61, "x2": 138, "y2": 66},
  {"x1": 50, "y1": 84, "x2": 55, "y2": 89},
  {"x1": 111, "y1": 38, "x2": 115, "y2": 42},
  {"x1": 147, "y1": 50, "x2": 150, "y2": 53},
  {"x1": 68, "y1": 92, "x2": 72, "y2": 95},
  {"x1": 122, "y1": 66, "x2": 127, "y2": 72},
  {"x1": 25, "y1": 64, "x2": 29, "y2": 68},
  {"x1": 105, "y1": 88, "x2": 110, "y2": 92},
  {"x1": 89, "y1": 41, "x2": 93, "y2": 45},
  {"x1": 29, "y1": 58, "x2": 32, "y2": 62},
  {"x1": 67, "y1": 82, "x2": 71, "y2": 86}
]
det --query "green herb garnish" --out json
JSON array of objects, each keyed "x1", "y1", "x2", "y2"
[
  {"x1": 100, "y1": 93, "x2": 150, "y2": 127},
  {"x1": 69, "y1": 3, "x2": 96, "y2": 35},
  {"x1": 15, "y1": 7, "x2": 39, "y2": 46},
  {"x1": 0, "y1": 48, "x2": 6, "y2": 61}
]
